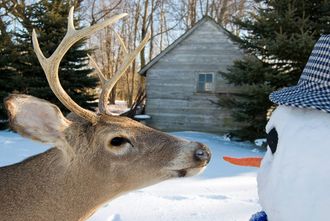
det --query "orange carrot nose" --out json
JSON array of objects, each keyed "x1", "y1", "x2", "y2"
[{"x1": 223, "y1": 156, "x2": 262, "y2": 168}]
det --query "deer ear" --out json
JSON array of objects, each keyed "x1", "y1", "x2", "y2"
[{"x1": 4, "y1": 94, "x2": 71, "y2": 144}]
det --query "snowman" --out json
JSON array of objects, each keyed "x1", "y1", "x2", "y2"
[{"x1": 224, "y1": 35, "x2": 330, "y2": 221}]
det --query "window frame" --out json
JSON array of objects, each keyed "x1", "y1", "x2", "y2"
[{"x1": 196, "y1": 72, "x2": 215, "y2": 93}]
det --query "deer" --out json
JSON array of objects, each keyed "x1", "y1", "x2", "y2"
[{"x1": 0, "y1": 7, "x2": 211, "y2": 221}]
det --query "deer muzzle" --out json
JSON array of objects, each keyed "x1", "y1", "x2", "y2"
[
  {"x1": 194, "y1": 144, "x2": 211, "y2": 163},
  {"x1": 172, "y1": 142, "x2": 211, "y2": 178}
]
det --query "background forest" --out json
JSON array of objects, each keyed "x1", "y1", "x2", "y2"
[
  {"x1": 0, "y1": 0, "x2": 252, "y2": 125},
  {"x1": 1, "y1": 0, "x2": 330, "y2": 140}
]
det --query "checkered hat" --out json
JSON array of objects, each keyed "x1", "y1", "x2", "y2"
[{"x1": 270, "y1": 35, "x2": 330, "y2": 113}]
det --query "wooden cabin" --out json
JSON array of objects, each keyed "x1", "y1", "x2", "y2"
[{"x1": 139, "y1": 16, "x2": 243, "y2": 134}]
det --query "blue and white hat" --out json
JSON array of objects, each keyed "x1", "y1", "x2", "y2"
[{"x1": 270, "y1": 35, "x2": 330, "y2": 113}]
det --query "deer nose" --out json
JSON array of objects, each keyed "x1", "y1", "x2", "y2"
[{"x1": 194, "y1": 145, "x2": 211, "y2": 163}]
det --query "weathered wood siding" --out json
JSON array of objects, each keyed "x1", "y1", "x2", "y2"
[{"x1": 145, "y1": 19, "x2": 242, "y2": 134}]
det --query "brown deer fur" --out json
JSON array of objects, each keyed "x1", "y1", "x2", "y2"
[
  {"x1": 0, "y1": 95, "x2": 211, "y2": 221},
  {"x1": 0, "y1": 8, "x2": 211, "y2": 221}
]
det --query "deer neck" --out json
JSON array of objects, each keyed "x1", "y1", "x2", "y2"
[{"x1": 1, "y1": 147, "x2": 121, "y2": 221}]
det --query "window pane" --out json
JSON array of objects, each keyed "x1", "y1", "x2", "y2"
[
  {"x1": 206, "y1": 74, "x2": 213, "y2": 82},
  {"x1": 205, "y1": 83, "x2": 212, "y2": 91},
  {"x1": 198, "y1": 74, "x2": 205, "y2": 82}
]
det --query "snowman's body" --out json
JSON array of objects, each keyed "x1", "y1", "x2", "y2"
[
  {"x1": 258, "y1": 106, "x2": 330, "y2": 220},
  {"x1": 224, "y1": 35, "x2": 330, "y2": 221}
]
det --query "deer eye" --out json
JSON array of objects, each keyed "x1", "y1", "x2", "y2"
[
  {"x1": 110, "y1": 137, "x2": 132, "y2": 147},
  {"x1": 267, "y1": 128, "x2": 278, "y2": 154}
]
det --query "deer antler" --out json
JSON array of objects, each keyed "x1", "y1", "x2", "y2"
[
  {"x1": 113, "y1": 29, "x2": 128, "y2": 54},
  {"x1": 32, "y1": 7, "x2": 127, "y2": 123},
  {"x1": 98, "y1": 32, "x2": 151, "y2": 114},
  {"x1": 87, "y1": 54, "x2": 106, "y2": 87},
  {"x1": 88, "y1": 29, "x2": 150, "y2": 115}
]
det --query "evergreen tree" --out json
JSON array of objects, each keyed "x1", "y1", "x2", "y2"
[
  {"x1": 0, "y1": 18, "x2": 19, "y2": 128},
  {"x1": 14, "y1": 0, "x2": 97, "y2": 114},
  {"x1": 220, "y1": 0, "x2": 330, "y2": 141}
]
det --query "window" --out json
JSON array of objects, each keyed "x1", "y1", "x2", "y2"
[{"x1": 197, "y1": 73, "x2": 214, "y2": 92}]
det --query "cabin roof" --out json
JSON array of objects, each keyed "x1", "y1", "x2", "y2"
[{"x1": 138, "y1": 16, "x2": 234, "y2": 76}]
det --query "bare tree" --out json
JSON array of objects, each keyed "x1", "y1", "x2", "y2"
[{"x1": 85, "y1": 0, "x2": 254, "y2": 110}]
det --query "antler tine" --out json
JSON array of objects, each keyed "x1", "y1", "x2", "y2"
[
  {"x1": 67, "y1": 7, "x2": 75, "y2": 32},
  {"x1": 98, "y1": 32, "x2": 151, "y2": 114},
  {"x1": 113, "y1": 29, "x2": 128, "y2": 54},
  {"x1": 88, "y1": 30, "x2": 128, "y2": 87},
  {"x1": 87, "y1": 54, "x2": 106, "y2": 86},
  {"x1": 88, "y1": 30, "x2": 129, "y2": 98},
  {"x1": 32, "y1": 6, "x2": 127, "y2": 123}
]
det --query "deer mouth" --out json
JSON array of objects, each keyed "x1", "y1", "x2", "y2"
[
  {"x1": 177, "y1": 169, "x2": 187, "y2": 177},
  {"x1": 175, "y1": 165, "x2": 207, "y2": 178}
]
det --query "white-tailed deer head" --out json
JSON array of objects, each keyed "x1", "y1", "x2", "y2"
[{"x1": 0, "y1": 7, "x2": 211, "y2": 221}]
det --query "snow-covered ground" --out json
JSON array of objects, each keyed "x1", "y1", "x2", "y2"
[{"x1": 0, "y1": 131, "x2": 264, "y2": 221}]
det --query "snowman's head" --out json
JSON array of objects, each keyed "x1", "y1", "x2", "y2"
[{"x1": 224, "y1": 35, "x2": 330, "y2": 221}]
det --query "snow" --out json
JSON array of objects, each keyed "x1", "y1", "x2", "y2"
[
  {"x1": 134, "y1": 114, "x2": 151, "y2": 120},
  {"x1": 108, "y1": 100, "x2": 129, "y2": 115},
  {"x1": 0, "y1": 130, "x2": 264, "y2": 221},
  {"x1": 259, "y1": 106, "x2": 330, "y2": 221}
]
